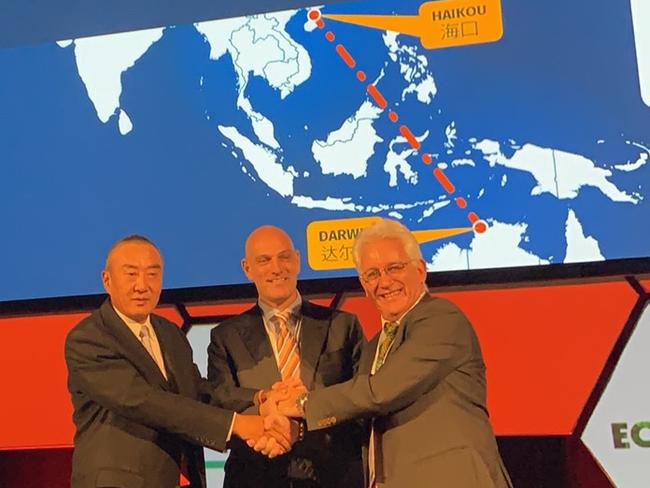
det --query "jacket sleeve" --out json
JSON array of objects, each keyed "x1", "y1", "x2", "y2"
[
  {"x1": 207, "y1": 324, "x2": 258, "y2": 412},
  {"x1": 305, "y1": 299, "x2": 472, "y2": 429},
  {"x1": 65, "y1": 324, "x2": 233, "y2": 452}
]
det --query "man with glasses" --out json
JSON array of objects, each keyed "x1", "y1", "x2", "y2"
[
  {"x1": 267, "y1": 219, "x2": 512, "y2": 488},
  {"x1": 207, "y1": 225, "x2": 365, "y2": 488}
]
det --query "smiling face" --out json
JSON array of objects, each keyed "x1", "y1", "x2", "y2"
[
  {"x1": 358, "y1": 237, "x2": 426, "y2": 321},
  {"x1": 242, "y1": 226, "x2": 300, "y2": 309},
  {"x1": 102, "y1": 240, "x2": 163, "y2": 323}
]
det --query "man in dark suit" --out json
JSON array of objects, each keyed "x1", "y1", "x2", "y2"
[
  {"x1": 65, "y1": 235, "x2": 293, "y2": 488},
  {"x1": 208, "y1": 225, "x2": 365, "y2": 488},
  {"x1": 272, "y1": 219, "x2": 513, "y2": 488}
]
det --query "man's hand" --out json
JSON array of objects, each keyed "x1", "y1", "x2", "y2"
[
  {"x1": 271, "y1": 377, "x2": 306, "y2": 393},
  {"x1": 235, "y1": 413, "x2": 296, "y2": 458},
  {"x1": 259, "y1": 390, "x2": 281, "y2": 417},
  {"x1": 262, "y1": 378, "x2": 308, "y2": 417},
  {"x1": 247, "y1": 415, "x2": 299, "y2": 458},
  {"x1": 277, "y1": 386, "x2": 307, "y2": 418},
  {"x1": 245, "y1": 379, "x2": 307, "y2": 457},
  {"x1": 231, "y1": 414, "x2": 264, "y2": 442}
]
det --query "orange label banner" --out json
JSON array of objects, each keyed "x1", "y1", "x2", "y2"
[{"x1": 325, "y1": 0, "x2": 503, "y2": 50}]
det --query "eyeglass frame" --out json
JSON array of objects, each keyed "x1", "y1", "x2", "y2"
[{"x1": 360, "y1": 259, "x2": 417, "y2": 283}]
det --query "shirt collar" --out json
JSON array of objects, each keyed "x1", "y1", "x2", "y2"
[
  {"x1": 113, "y1": 305, "x2": 153, "y2": 336},
  {"x1": 381, "y1": 290, "x2": 427, "y2": 329},
  {"x1": 259, "y1": 292, "x2": 302, "y2": 332}
]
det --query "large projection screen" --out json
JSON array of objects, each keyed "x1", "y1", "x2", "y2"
[{"x1": 1, "y1": 0, "x2": 648, "y2": 303}]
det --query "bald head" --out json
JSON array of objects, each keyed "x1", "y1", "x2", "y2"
[
  {"x1": 242, "y1": 226, "x2": 300, "y2": 309},
  {"x1": 245, "y1": 226, "x2": 294, "y2": 260}
]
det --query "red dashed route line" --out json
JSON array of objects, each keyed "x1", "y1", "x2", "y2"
[{"x1": 308, "y1": 10, "x2": 487, "y2": 234}]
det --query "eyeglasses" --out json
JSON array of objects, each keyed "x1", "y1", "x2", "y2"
[{"x1": 361, "y1": 260, "x2": 414, "y2": 283}]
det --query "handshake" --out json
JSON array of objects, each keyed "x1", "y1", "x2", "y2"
[{"x1": 231, "y1": 378, "x2": 307, "y2": 459}]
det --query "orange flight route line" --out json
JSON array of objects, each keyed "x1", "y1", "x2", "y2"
[{"x1": 306, "y1": 8, "x2": 488, "y2": 234}]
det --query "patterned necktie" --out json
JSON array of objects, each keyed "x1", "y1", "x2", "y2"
[
  {"x1": 139, "y1": 324, "x2": 165, "y2": 376},
  {"x1": 139, "y1": 324, "x2": 155, "y2": 356},
  {"x1": 375, "y1": 321, "x2": 399, "y2": 371},
  {"x1": 275, "y1": 312, "x2": 301, "y2": 380}
]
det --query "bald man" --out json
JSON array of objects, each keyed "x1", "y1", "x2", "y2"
[
  {"x1": 208, "y1": 226, "x2": 366, "y2": 488},
  {"x1": 65, "y1": 235, "x2": 292, "y2": 488}
]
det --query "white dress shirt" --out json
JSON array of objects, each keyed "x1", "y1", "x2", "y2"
[{"x1": 258, "y1": 292, "x2": 303, "y2": 364}]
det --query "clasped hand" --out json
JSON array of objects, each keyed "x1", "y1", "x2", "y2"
[{"x1": 246, "y1": 378, "x2": 308, "y2": 457}]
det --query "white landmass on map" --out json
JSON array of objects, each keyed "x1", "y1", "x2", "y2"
[
  {"x1": 291, "y1": 195, "x2": 356, "y2": 211},
  {"x1": 118, "y1": 109, "x2": 133, "y2": 135},
  {"x1": 383, "y1": 32, "x2": 437, "y2": 103},
  {"x1": 427, "y1": 220, "x2": 550, "y2": 271},
  {"x1": 445, "y1": 122, "x2": 457, "y2": 148},
  {"x1": 196, "y1": 12, "x2": 311, "y2": 150},
  {"x1": 385, "y1": 142, "x2": 418, "y2": 187},
  {"x1": 384, "y1": 130, "x2": 429, "y2": 187},
  {"x1": 418, "y1": 200, "x2": 452, "y2": 222},
  {"x1": 291, "y1": 195, "x2": 436, "y2": 213},
  {"x1": 311, "y1": 101, "x2": 383, "y2": 178},
  {"x1": 614, "y1": 151, "x2": 648, "y2": 172},
  {"x1": 451, "y1": 158, "x2": 475, "y2": 167},
  {"x1": 474, "y1": 140, "x2": 639, "y2": 203},
  {"x1": 564, "y1": 209, "x2": 604, "y2": 262},
  {"x1": 66, "y1": 27, "x2": 164, "y2": 127},
  {"x1": 218, "y1": 125, "x2": 294, "y2": 197}
]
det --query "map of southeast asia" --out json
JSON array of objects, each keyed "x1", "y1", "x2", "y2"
[{"x1": 0, "y1": 0, "x2": 648, "y2": 301}]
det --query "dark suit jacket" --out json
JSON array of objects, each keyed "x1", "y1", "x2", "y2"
[
  {"x1": 207, "y1": 301, "x2": 366, "y2": 488},
  {"x1": 65, "y1": 300, "x2": 233, "y2": 488},
  {"x1": 304, "y1": 295, "x2": 514, "y2": 488}
]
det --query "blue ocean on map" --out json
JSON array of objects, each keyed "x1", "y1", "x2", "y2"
[{"x1": 0, "y1": 0, "x2": 648, "y2": 301}]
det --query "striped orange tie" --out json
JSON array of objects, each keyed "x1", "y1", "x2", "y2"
[{"x1": 274, "y1": 313, "x2": 301, "y2": 381}]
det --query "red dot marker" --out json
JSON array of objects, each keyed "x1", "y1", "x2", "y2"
[
  {"x1": 356, "y1": 71, "x2": 366, "y2": 82},
  {"x1": 325, "y1": 31, "x2": 335, "y2": 42},
  {"x1": 388, "y1": 111, "x2": 399, "y2": 123},
  {"x1": 367, "y1": 84, "x2": 387, "y2": 109},
  {"x1": 473, "y1": 220, "x2": 488, "y2": 234},
  {"x1": 455, "y1": 197, "x2": 467, "y2": 209},
  {"x1": 433, "y1": 167, "x2": 455, "y2": 194},
  {"x1": 336, "y1": 44, "x2": 356, "y2": 69},
  {"x1": 400, "y1": 125, "x2": 420, "y2": 151},
  {"x1": 316, "y1": 19, "x2": 324, "y2": 29},
  {"x1": 421, "y1": 153, "x2": 432, "y2": 164},
  {"x1": 308, "y1": 10, "x2": 321, "y2": 21}
]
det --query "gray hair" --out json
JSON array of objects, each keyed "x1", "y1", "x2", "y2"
[{"x1": 352, "y1": 219, "x2": 423, "y2": 269}]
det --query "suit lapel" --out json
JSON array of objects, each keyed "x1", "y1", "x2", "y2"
[
  {"x1": 237, "y1": 306, "x2": 281, "y2": 386},
  {"x1": 360, "y1": 334, "x2": 379, "y2": 375},
  {"x1": 298, "y1": 302, "x2": 329, "y2": 390},
  {"x1": 99, "y1": 300, "x2": 169, "y2": 390},
  {"x1": 151, "y1": 315, "x2": 186, "y2": 393}
]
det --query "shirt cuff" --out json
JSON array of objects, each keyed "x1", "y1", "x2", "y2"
[
  {"x1": 253, "y1": 389, "x2": 268, "y2": 411},
  {"x1": 226, "y1": 412, "x2": 236, "y2": 442}
]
